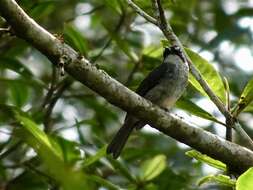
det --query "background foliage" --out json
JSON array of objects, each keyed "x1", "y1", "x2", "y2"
[{"x1": 0, "y1": 0, "x2": 253, "y2": 189}]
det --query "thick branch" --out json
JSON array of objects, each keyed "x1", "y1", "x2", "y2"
[{"x1": 0, "y1": 0, "x2": 253, "y2": 174}]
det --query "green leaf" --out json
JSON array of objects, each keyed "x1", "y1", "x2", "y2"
[
  {"x1": 107, "y1": 157, "x2": 136, "y2": 182},
  {"x1": 140, "y1": 154, "x2": 167, "y2": 181},
  {"x1": 83, "y1": 145, "x2": 107, "y2": 167},
  {"x1": 29, "y1": 1, "x2": 55, "y2": 20},
  {"x1": 185, "y1": 150, "x2": 227, "y2": 171},
  {"x1": 64, "y1": 24, "x2": 88, "y2": 55},
  {"x1": 104, "y1": 0, "x2": 122, "y2": 14},
  {"x1": 103, "y1": 24, "x2": 138, "y2": 62},
  {"x1": 14, "y1": 112, "x2": 89, "y2": 190},
  {"x1": 243, "y1": 102, "x2": 253, "y2": 112},
  {"x1": 198, "y1": 174, "x2": 235, "y2": 187},
  {"x1": 236, "y1": 167, "x2": 253, "y2": 190},
  {"x1": 176, "y1": 98, "x2": 223, "y2": 124},
  {"x1": 75, "y1": 118, "x2": 86, "y2": 144},
  {"x1": 142, "y1": 45, "x2": 163, "y2": 58},
  {"x1": 15, "y1": 114, "x2": 61, "y2": 159},
  {"x1": 6, "y1": 170, "x2": 50, "y2": 190},
  {"x1": 185, "y1": 48, "x2": 226, "y2": 103},
  {"x1": 0, "y1": 57, "x2": 33, "y2": 78},
  {"x1": 52, "y1": 135, "x2": 84, "y2": 165},
  {"x1": 9, "y1": 82, "x2": 29, "y2": 108},
  {"x1": 236, "y1": 78, "x2": 253, "y2": 115},
  {"x1": 0, "y1": 77, "x2": 46, "y2": 89},
  {"x1": 87, "y1": 175, "x2": 121, "y2": 190},
  {"x1": 0, "y1": 104, "x2": 19, "y2": 123}
]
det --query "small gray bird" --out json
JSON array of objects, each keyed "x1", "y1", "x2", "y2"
[{"x1": 107, "y1": 46, "x2": 189, "y2": 158}]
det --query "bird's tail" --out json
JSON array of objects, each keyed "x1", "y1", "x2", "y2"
[{"x1": 107, "y1": 123, "x2": 135, "y2": 159}]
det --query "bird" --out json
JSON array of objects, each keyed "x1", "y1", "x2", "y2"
[{"x1": 107, "y1": 46, "x2": 189, "y2": 159}]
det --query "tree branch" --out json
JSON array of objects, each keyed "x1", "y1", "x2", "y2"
[
  {"x1": 126, "y1": 0, "x2": 158, "y2": 25},
  {"x1": 0, "y1": 0, "x2": 253, "y2": 174}
]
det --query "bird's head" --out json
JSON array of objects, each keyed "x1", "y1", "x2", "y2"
[{"x1": 163, "y1": 46, "x2": 186, "y2": 63}]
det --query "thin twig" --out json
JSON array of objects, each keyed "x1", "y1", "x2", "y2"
[
  {"x1": 127, "y1": 0, "x2": 158, "y2": 25},
  {"x1": 41, "y1": 66, "x2": 58, "y2": 109},
  {"x1": 91, "y1": 38, "x2": 112, "y2": 63},
  {"x1": 43, "y1": 78, "x2": 72, "y2": 132}
]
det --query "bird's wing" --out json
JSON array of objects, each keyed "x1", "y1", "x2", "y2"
[{"x1": 136, "y1": 62, "x2": 170, "y2": 96}]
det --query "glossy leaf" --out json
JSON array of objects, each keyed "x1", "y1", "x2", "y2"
[
  {"x1": 186, "y1": 48, "x2": 226, "y2": 103},
  {"x1": 176, "y1": 98, "x2": 223, "y2": 124},
  {"x1": 198, "y1": 174, "x2": 235, "y2": 187},
  {"x1": 236, "y1": 167, "x2": 253, "y2": 190},
  {"x1": 140, "y1": 154, "x2": 167, "y2": 181},
  {"x1": 186, "y1": 150, "x2": 227, "y2": 171},
  {"x1": 14, "y1": 113, "x2": 89, "y2": 190}
]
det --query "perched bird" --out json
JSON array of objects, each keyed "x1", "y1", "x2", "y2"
[{"x1": 107, "y1": 46, "x2": 189, "y2": 158}]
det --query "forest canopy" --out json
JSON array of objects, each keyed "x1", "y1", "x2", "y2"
[{"x1": 1, "y1": 0, "x2": 253, "y2": 190}]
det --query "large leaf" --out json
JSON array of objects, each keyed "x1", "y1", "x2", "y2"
[
  {"x1": 186, "y1": 48, "x2": 226, "y2": 103},
  {"x1": 198, "y1": 174, "x2": 235, "y2": 187},
  {"x1": 186, "y1": 150, "x2": 226, "y2": 171},
  {"x1": 140, "y1": 154, "x2": 167, "y2": 181},
  {"x1": 236, "y1": 167, "x2": 253, "y2": 190},
  {"x1": 235, "y1": 78, "x2": 253, "y2": 115},
  {"x1": 14, "y1": 112, "x2": 89, "y2": 190},
  {"x1": 176, "y1": 98, "x2": 224, "y2": 124}
]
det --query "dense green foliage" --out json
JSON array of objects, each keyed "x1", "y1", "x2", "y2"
[{"x1": 1, "y1": 0, "x2": 253, "y2": 189}]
